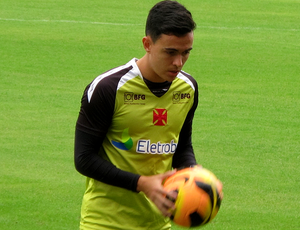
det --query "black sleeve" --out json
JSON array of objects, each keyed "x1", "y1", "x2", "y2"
[
  {"x1": 172, "y1": 78, "x2": 199, "y2": 169},
  {"x1": 74, "y1": 128, "x2": 140, "y2": 192},
  {"x1": 74, "y1": 72, "x2": 140, "y2": 192}
]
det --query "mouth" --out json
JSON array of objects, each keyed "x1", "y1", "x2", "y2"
[{"x1": 168, "y1": 70, "x2": 179, "y2": 77}]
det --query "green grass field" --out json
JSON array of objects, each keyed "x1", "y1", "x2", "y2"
[{"x1": 1, "y1": 0, "x2": 299, "y2": 229}]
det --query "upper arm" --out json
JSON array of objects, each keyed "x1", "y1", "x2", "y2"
[{"x1": 172, "y1": 76, "x2": 198, "y2": 168}]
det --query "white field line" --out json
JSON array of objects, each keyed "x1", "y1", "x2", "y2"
[
  {"x1": 199, "y1": 25, "x2": 299, "y2": 32},
  {"x1": 0, "y1": 18, "x2": 299, "y2": 31},
  {"x1": 0, "y1": 18, "x2": 143, "y2": 26}
]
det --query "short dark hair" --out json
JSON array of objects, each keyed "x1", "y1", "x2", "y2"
[{"x1": 145, "y1": 0, "x2": 196, "y2": 43}]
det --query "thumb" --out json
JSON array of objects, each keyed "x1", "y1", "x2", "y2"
[
  {"x1": 162, "y1": 169, "x2": 177, "y2": 185},
  {"x1": 163, "y1": 169, "x2": 177, "y2": 178}
]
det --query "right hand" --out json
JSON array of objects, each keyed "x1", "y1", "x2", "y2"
[{"x1": 136, "y1": 170, "x2": 178, "y2": 217}]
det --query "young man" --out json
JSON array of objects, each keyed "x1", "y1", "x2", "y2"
[{"x1": 75, "y1": 1, "x2": 198, "y2": 229}]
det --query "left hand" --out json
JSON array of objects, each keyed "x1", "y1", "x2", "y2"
[{"x1": 137, "y1": 170, "x2": 178, "y2": 217}]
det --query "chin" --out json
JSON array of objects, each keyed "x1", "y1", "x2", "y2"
[{"x1": 166, "y1": 75, "x2": 178, "y2": 82}]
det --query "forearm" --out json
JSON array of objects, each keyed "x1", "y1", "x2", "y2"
[
  {"x1": 74, "y1": 128, "x2": 140, "y2": 192},
  {"x1": 172, "y1": 136, "x2": 197, "y2": 169}
]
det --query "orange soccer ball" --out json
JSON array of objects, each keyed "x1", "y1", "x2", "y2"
[{"x1": 163, "y1": 166, "x2": 223, "y2": 228}]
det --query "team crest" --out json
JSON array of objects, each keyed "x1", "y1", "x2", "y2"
[{"x1": 153, "y1": 109, "x2": 167, "y2": 126}]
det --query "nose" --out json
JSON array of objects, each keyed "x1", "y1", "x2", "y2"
[{"x1": 173, "y1": 55, "x2": 183, "y2": 68}]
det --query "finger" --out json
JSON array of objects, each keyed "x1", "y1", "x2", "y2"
[
  {"x1": 166, "y1": 190, "x2": 178, "y2": 202},
  {"x1": 159, "y1": 200, "x2": 175, "y2": 217},
  {"x1": 154, "y1": 191, "x2": 177, "y2": 217},
  {"x1": 216, "y1": 179, "x2": 223, "y2": 200},
  {"x1": 216, "y1": 179, "x2": 223, "y2": 191},
  {"x1": 163, "y1": 169, "x2": 177, "y2": 178},
  {"x1": 162, "y1": 194, "x2": 177, "y2": 211},
  {"x1": 161, "y1": 170, "x2": 177, "y2": 186}
]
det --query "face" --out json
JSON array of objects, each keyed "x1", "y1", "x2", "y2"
[{"x1": 142, "y1": 32, "x2": 194, "y2": 82}]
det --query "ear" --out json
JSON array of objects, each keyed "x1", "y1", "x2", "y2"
[{"x1": 142, "y1": 36, "x2": 153, "y2": 52}]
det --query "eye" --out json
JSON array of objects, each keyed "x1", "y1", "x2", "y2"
[
  {"x1": 166, "y1": 50, "x2": 176, "y2": 56},
  {"x1": 183, "y1": 50, "x2": 191, "y2": 56}
]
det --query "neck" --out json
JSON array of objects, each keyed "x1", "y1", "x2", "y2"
[{"x1": 136, "y1": 55, "x2": 164, "y2": 83}]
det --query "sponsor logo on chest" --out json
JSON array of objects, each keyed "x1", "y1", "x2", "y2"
[
  {"x1": 123, "y1": 91, "x2": 191, "y2": 105},
  {"x1": 111, "y1": 129, "x2": 177, "y2": 155}
]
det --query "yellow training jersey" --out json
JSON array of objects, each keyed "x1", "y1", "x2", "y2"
[{"x1": 78, "y1": 58, "x2": 198, "y2": 230}]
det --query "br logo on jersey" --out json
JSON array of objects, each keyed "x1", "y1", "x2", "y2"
[
  {"x1": 111, "y1": 128, "x2": 133, "y2": 150},
  {"x1": 173, "y1": 91, "x2": 181, "y2": 102},
  {"x1": 172, "y1": 91, "x2": 191, "y2": 103},
  {"x1": 153, "y1": 109, "x2": 167, "y2": 126},
  {"x1": 124, "y1": 92, "x2": 145, "y2": 102}
]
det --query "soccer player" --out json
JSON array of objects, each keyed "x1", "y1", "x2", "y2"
[{"x1": 74, "y1": 1, "x2": 198, "y2": 229}]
